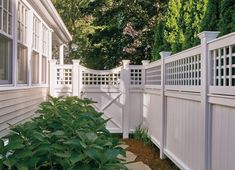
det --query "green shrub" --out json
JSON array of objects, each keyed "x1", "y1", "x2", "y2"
[
  {"x1": 133, "y1": 125, "x2": 152, "y2": 146},
  {"x1": 0, "y1": 96, "x2": 127, "y2": 170}
]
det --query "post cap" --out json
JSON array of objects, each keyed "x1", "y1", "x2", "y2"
[
  {"x1": 198, "y1": 31, "x2": 220, "y2": 41},
  {"x1": 142, "y1": 60, "x2": 150, "y2": 66},
  {"x1": 159, "y1": 51, "x2": 172, "y2": 59},
  {"x1": 122, "y1": 60, "x2": 130, "y2": 65},
  {"x1": 72, "y1": 59, "x2": 81, "y2": 64}
]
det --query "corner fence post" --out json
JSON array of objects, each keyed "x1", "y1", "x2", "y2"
[
  {"x1": 72, "y1": 60, "x2": 81, "y2": 97},
  {"x1": 159, "y1": 51, "x2": 171, "y2": 159},
  {"x1": 121, "y1": 60, "x2": 130, "y2": 138},
  {"x1": 49, "y1": 60, "x2": 57, "y2": 97},
  {"x1": 198, "y1": 31, "x2": 219, "y2": 170}
]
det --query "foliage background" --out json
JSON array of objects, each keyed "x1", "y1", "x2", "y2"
[{"x1": 52, "y1": 0, "x2": 235, "y2": 69}]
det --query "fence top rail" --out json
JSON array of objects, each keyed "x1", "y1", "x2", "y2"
[
  {"x1": 129, "y1": 65, "x2": 143, "y2": 69},
  {"x1": 165, "y1": 45, "x2": 201, "y2": 64},
  {"x1": 144, "y1": 59, "x2": 161, "y2": 69},
  {"x1": 208, "y1": 32, "x2": 235, "y2": 51},
  {"x1": 80, "y1": 65, "x2": 122, "y2": 74},
  {"x1": 55, "y1": 64, "x2": 73, "y2": 69}
]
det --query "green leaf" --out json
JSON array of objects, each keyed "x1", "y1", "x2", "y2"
[
  {"x1": 32, "y1": 132, "x2": 45, "y2": 142},
  {"x1": 16, "y1": 164, "x2": 29, "y2": 170},
  {"x1": 51, "y1": 130, "x2": 65, "y2": 136},
  {"x1": 54, "y1": 151, "x2": 71, "y2": 158},
  {"x1": 6, "y1": 139, "x2": 24, "y2": 150},
  {"x1": 85, "y1": 132, "x2": 97, "y2": 142},
  {"x1": 15, "y1": 149, "x2": 33, "y2": 158},
  {"x1": 70, "y1": 153, "x2": 86, "y2": 164},
  {"x1": 85, "y1": 148, "x2": 101, "y2": 161},
  {"x1": 64, "y1": 139, "x2": 81, "y2": 147}
]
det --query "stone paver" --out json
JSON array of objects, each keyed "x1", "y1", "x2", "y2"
[
  {"x1": 118, "y1": 144, "x2": 129, "y2": 149},
  {"x1": 118, "y1": 151, "x2": 137, "y2": 163},
  {"x1": 126, "y1": 161, "x2": 151, "y2": 170}
]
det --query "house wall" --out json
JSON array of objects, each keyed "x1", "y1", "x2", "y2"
[{"x1": 0, "y1": 87, "x2": 48, "y2": 137}]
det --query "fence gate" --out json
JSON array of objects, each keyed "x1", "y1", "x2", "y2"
[{"x1": 79, "y1": 66, "x2": 123, "y2": 133}]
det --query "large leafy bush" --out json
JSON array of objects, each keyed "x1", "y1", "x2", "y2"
[{"x1": 0, "y1": 96, "x2": 126, "y2": 170}]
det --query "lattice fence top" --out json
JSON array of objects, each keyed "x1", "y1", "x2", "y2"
[
  {"x1": 130, "y1": 66, "x2": 143, "y2": 86},
  {"x1": 211, "y1": 45, "x2": 235, "y2": 86},
  {"x1": 56, "y1": 66, "x2": 72, "y2": 86},
  {"x1": 165, "y1": 54, "x2": 201, "y2": 86},
  {"x1": 81, "y1": 66, "x2": 121, "y2": 87}
]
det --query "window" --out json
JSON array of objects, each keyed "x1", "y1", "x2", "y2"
[
  {"x1": 17, "y1": 45, "x2": 27, "y2": 84},
  {"x1": 18, "y1": 1, "x2": 28, "y2": 44},
  {"x1": 0, "y1": 0, "x2": 12, "y2": 35},
  {"x1": 17, "y1": 0, "x2": 28, "y2": 84},
  {"x1": 33, "y1": 15, "x2": 40, "y2": 50},
  {"x1": 0, "y1": 34, "x2": 12, "y2": 84},
  {"x1": 32, "y1": 52, "x2": 39, "y2": 84},
  {"x1": 42, "y1": 56, "x2": 47, "y2": 84},
  {"x1": 42, "y1": 24, "x2": 49, "y2": 56}
]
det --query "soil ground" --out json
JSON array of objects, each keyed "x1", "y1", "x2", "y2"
[{"x1": 123, "y1": 138, "x2": 179, "y2": 170}]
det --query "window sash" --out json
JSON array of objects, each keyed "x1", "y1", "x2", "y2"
[
  {"x1": 42, "y1": 56, "x2": 47, "y2": 84},
  {"x1": 0, "y1": 34, "x2": 12, "y2": 84},
  {"x1": 17, "y1": 45, "x2": 28, "y2": 84},
  {"x1": 32, "y1": 51, "x2": 39, "y2": 84},
  {"x1": 0, "y1": 0, "x2": 12, "y2": 36}
]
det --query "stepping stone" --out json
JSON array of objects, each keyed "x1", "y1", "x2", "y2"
[
  {"x1": 118, "y1": 151, "x2": 137, "y2": 163},
  {"x1": 118, "y1": 144, "x2": 129, "y2": 149},
  {"x1": 126, "y1": 161, "x2": 151, "y2": 170}
]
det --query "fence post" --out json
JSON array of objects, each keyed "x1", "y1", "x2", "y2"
[
  {"x1": 159, "y1": 51, "x2": 171, "y2": 159},
  {"x1": 72, "y1": 60, "x2": 81, "y2": 97},
  {"x1": 198, "y1": 31, "x2": 219, "y2": 170},
  {"x1": 121, "y1": 60, "x2": 130, "y2": 138},
  {"x1": 141, "y1": 60, "x2": 150, "y2": 87},
  {"x1": 49, "y1": 60, "x2": 57, "y2": 97}
]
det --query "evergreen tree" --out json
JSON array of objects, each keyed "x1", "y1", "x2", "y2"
[
  {"x1": 201, "y1": 0, "x2": 220, "y2": 32},
  {"x1": 164, "y1": 0, "x2": 182, "y2": 53},
  {"x1": 219, "y1": 0, "x2": 235, "y2": 35}
]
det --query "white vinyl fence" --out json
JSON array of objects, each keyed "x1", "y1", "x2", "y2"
[{"x1": 50, "y1": 31, "x2": 235, "y2": 170}]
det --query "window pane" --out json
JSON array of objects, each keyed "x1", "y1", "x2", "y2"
[
  {"x1": 8, "y1": 14, "x2": 11, "y2": 34},
  {"x1": 3, "y1": 10, "x2": 7, "y2": 32},
  {"x1": 32, "y1": 52, "x2": 39, "y2": 84},
  {"x1": 42, "y1": 56, "x2": 47, "y2": 84},
  {"x1": 0, "y1": 34, "x2": 12, "y2": 84},
  {"x1": 8, "y1": 0, "x2": 11, "y2": 13},
  {"x1": 0, "y1": 7, "x2": 2, "y2": 30},
  {"x1": 17, "y1": 45, "x2": 27, "y2": 84},
  {"x1": 3, "y1": 0, "x2": 7, "y2": 10}
]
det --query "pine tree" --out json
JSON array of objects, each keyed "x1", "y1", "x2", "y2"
[
  {"x1": 164, "y1": 0, "x2": 182, "y2": 53},
  {"x1": 219, "y1": 0, "x2": 235, "y2": 35},
  {"x1": 201, "y1": 0, "x2": 220, "y2": 32},
  {"x1": 151, "y1": 19, "x2": 169, "y2": 60}
]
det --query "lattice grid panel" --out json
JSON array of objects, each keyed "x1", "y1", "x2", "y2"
[
  {"x1": 56, "y1": 68, "x2": 72, "y2": 85},
  {"x1": 82, "y1": 72, "x2": 120, "y2": 86},
  {"x1": 211, "y1": 45, "x2": 235, "y2": 86},
  {"x1": 166, "y1": 55, "x2": 201, "y2": 86},
  {"x1": 130, "y1": 69, "x2": 142, "y2": 85},
  {"x1": 145, "y1": 66, "x2": 161, "y2": 85}
]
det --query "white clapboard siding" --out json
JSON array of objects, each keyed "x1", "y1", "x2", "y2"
[{"x1": 0, "y1": 88, "x2": 48, "y2": 137}]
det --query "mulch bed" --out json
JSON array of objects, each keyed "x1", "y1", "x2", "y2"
[{"x1": 123, "y1": 138, "x2": 179, "y2": 170}]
